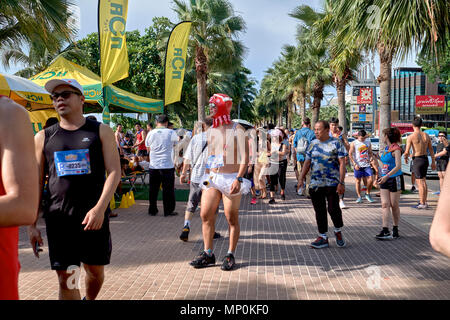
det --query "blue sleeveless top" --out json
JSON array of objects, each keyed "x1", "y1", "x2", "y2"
[{"x1": 380, "y1": 145, "x2": 402, "y2": 178}]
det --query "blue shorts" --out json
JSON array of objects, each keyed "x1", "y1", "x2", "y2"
[{"x1": 354, "y1": 167, "x2": 373, "y2": 179}]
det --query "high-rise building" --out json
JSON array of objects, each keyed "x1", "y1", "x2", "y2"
[{"x1": 391, "y1": 67, "x2": 446, "y2": 123}]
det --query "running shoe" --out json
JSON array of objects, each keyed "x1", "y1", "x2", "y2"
[
  {"x1": 297, "y1": 187, "x2": 303, "y2": 196},
  {"x1": 281, "y1": 194, "x2": 286, "y2": 200},
  {"x1": 213, "y1": 232, "x2": 221, "y2": 239},
  {"x1": 189, "y1": 251, "x2": 216, "y2": 268},
  {"x1": 255, "y1": 190, "x2": 261, "y2": 197},
  {"x1": 339, "y1": 200, "x2": 347, "y2": 209},
  {"x1": 375, "y1": 229, "x2": 393, "y2": 240},
  {"x1": 221, "y1": 253, "x2": 236, "y2": 271},
  {"x1": 179, "y1": 225, "x2": 190, "y2": 242},
  {"x1": 392, "y1": 227, "x2": 400, "y2": 240},
  {"x1": 410, "y1": 186, "x2": 417, "y2": 193},
  {"x1": 334, "y1": 231, "x2": 346, "y2": 248},
  {"x1": 310, "y1": 236, "x2": 329, "y2": 249},
  {"x1": 269, "y1": 198, "x2": 276, "y2": 204},
  {"x1": 432, "y1": 191, "x2": 440, "y2": 195},
  {"x1": 365, "y1": 194, "x2": 375, "y2": 203},
  {"x1": 355, "y1": 197, "x2": 363, "y2": 203},
  {"x1": 251, "y1": 197, "x2": 257, "y2": 205},
  {"x1": 412, "y1": 203, "x2": 429, "y2": 210}
]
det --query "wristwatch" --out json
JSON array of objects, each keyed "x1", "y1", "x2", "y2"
[
  {"x1": 236, "y1": 177, "x2": 243, "y2": 183},
  {"x1": 338, "y1": 181, "x2": 345, "y2": 186}
]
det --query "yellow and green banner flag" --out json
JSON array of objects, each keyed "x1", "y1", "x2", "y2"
[
  {"x1": 98, "y1": 0, "x2": 129, "y2": 87},
  {"x1": 164, "y1": 21, "x2": 192, "y2": 106}
]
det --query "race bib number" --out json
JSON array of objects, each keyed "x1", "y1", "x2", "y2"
[
  {"x1": 54, "y1": 149, "x2": 91, "y2": 177},
  {"x1": 206, "y1": 155, "x2": 224, "y2": 169},
  {"x1": 381, "y1": 164, "x2": 389, "y2": 176}
]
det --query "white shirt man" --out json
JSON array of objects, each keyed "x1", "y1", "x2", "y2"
[{"x1": 144, "y1": 115, "x2": 179, "y2": 216}]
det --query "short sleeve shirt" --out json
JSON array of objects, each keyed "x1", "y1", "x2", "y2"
[
  {"x1": 184, "y1": 132, "x2": 208, "y2": 183},
  {"x1": 306, "y1": 137, "x2": 348, "y2": 188},
  {"x1": 145, "y1": 128, "x2": 178, "y2": 169}
]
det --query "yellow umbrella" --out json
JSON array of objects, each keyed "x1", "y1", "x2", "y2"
[{"x1": 0, "y1": 73, "x2": 53, "y2": 110}]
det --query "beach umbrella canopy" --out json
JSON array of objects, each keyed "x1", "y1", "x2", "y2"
[
  {"x1": 30, "y1": 56, "x2": 163, "y2": 114},
  {"x1": 0, "y1": 73, "x2": 53, "y2": 110}
]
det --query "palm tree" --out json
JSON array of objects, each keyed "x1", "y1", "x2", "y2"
[
  {"x1": 312, "y1": 0, "x2": 362, "y2": 134},
  {"x1": 0, "y1": 0, "x2": 75, "y2": 66},
  {"x1": 332, "y1": 0, "x2": 449, "y2": 143},
  {"x1": 172, "y1": 0, "x2": 246, "y2": 121},
  {"x1": 290, "y1": 5, "x2": 333, "y2": 126}
]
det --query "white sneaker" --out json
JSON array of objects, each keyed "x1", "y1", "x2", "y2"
[
  {"x1": 297, "y1": 187, "x2": 303, "y2": 196},
  {"x1": 339, "y1": 200, "x2": 347, "y2": 209}
]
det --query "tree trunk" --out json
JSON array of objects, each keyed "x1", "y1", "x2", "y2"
[
  {"x1": 298, "y1": 85, "x2": 307, "y2": 123},
  {"x1": 335, "y1": 76, "x2": 347, "y2": 135},
  {"x1": 195, "y1": 46, "x2": 208, "y2": 122},
  {"x1": 377, "y1": 42, "x2": 393, "y2": 149},
  {"x1": 311, "y1": 81, "x2": 324, "y2": 127}
]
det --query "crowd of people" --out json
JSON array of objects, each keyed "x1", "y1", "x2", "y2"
[{"x1": 1, "y1": 78, "x2": 449, "y2": 300}]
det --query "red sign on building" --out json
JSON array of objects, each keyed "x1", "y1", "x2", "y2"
[
  {"x1": 415, "y1": 95, "x2": 446, "y2": 115},
  {"x1": 356, "y1": 88, "x2": 373, "y2": 104}
]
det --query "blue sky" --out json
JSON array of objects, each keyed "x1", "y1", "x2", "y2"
[{"x1": 1, "y1": 0, "x2": 419, "y2": 99}]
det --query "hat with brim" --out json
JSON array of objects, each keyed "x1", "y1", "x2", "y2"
[{"x1": 45, "y1": 79, "x2": 84, "y2": 95}]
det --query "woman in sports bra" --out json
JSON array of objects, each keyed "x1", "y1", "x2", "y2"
[{"x1": 375, "y1": 127, "x2": 403, "y2": 241}]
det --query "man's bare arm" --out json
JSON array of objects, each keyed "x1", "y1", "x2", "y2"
[
  {"x1": 97, "y1": 124, "x2": 122, "y2": 212},
  {"x1": 0, "y1": 99, "x2": 39, "y2": 227},
  {"x1": 430, "y1": 164, "x2": 450, "y2": 258}
]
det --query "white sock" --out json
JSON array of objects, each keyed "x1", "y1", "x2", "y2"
[
  {"x1": 320, "y1": 233, "x2": 327, "y2": 239},
  {"x1": 334, "y1": 228, "x2": 342, "y2": 233},
  {"x1": 184, "y1": 220, "x2": 190, "y2": 227}
]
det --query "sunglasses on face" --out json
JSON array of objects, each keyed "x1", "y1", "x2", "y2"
[
  {"x1": 438, "y1": 135, "x2": 446, "y2": 138},
  {"x1": 51, "y1": 91, "x2": 82, "y2": 101}
]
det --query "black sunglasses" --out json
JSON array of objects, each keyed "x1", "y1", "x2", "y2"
[
  {"x1": 438, "y1": 135, "x2": 446, "y2": 137},
  {"x1": 51, "y1": 91, "x2": 82, "y2": 101}
]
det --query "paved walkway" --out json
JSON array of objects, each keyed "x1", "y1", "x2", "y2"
[{"x1": 17, "y1": 166, "x2": 449, "y2": 300}]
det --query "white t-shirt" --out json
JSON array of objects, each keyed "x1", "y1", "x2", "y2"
[
  {"x1": 184, "y1": 132, "x2": 208, "y2": 183},
  {"x1": 145, "y1": 127, "x2": 178, "y2": 169},
  {"x1": 352, "y1": 139, "x2": 372, "y2": 168}
]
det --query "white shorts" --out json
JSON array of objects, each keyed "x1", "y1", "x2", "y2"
[{"x1": 201, "y1": 171, "x2": 251, "y2": 197}]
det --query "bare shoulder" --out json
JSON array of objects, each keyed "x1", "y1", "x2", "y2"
[
  {"x1": 0, "y1": 97, "x2": 29, "y2": 130},
  {"x1": 99, "y1": 123, "x2": 115, "y2": 136}
]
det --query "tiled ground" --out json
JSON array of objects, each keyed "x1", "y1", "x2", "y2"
[{"x1": 17, "y1": 167, "x2": 449, "y2": 300}]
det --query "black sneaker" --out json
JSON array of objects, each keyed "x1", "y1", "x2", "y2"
[
  {"x1": 164, "y1": 211, "x2": 178, "y2": 216},
  {"x1": 189, "y1": 251, "x2": 216, "y2": 268},
  {"x1": 310, "y1": 236, "x2": 329, "y2": 249},
  {"x1": 221, "y1": 253, "x2": 236, "y2": 271},
  {"x1": 269, "y1": 198, "x2": 276, "y2": 204},
  {"x1": 281, "y1": 194, "x2": 286, "y2": 200},
  {"x1": 392, "y1": 227, "x2": 400, "y2": 239},
  {"x1": 213, "y1": 232, "x2": 221, "y2": 239},
  {"x1": 179, "y1": 225, "x2": 190, "y2": 241},
  {"x1": 375, "y1": 229, "x2": 393, "y2": 240}
]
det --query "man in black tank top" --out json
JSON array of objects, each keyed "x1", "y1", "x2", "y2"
[{"x1": 28, "y1": 79, "x2": 121, "y2": 300}]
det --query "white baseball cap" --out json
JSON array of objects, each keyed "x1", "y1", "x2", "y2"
[{"x1": 45, "y1": 79, "x2": 84, "y2": 95}]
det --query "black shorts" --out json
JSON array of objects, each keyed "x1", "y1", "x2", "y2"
[
  {"x1": 380, "y1": 175, "x2": 404, "y2": 193},
  {"x1": 437, "y1": 159, "x2": 449, "y2": 172},
  {"x1": 412, "y1": 155, "x2": 429, "y2": 179},
  {"x1": 44, "y1": 211, "x2": 112, "y2": 270},
  {"x1": 137, "y1": 149, "x2": 148, "y2": 157}
]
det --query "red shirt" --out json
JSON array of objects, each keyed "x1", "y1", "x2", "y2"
[
  {"x1": 136, "y1": 130, "x2": 147, "y2": 151},
  {"x1": 0, "y1": 141, "x2": 20, "y2": 301}
]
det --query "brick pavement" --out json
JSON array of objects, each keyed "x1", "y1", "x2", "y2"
[{"x1": 17, "y1": 166, "x2": 450, "y2": 300}]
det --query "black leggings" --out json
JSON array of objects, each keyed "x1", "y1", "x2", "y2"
[{"x1": 269, "y1": 159, "x2": 288, "y2": 191}]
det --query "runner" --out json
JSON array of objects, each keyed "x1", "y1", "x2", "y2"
[
  {"x1": 267, "y1": 128, "x2": 289, "y2": 203},
  {"x1": 189, "y1": 93, "x2": 250, "y2": 271},
  {"x1": 298, "y1": 120, "x2": 347, "y2": 249},
  {"x1": 329, "y1": 118, "x2": 350, "y2": 209},
  {"x1": 28, "y1": 79, "x2": 121, "y2": 300},
  {"x1": 115, "y1": 124, "x2": 125, "y2": 156},
  {"x1": 435, "y1": 131, "x2": 449, "y2": 194},
  {"x1": 293, "y1": 117, "x2": 315, "y2": 196},
  {"x1": 179, "y1": 118, "x2": 221, "y2": 241},
  {"x1": 404, "y1": 117, "x2": 436, "y2": 209},
  {"x1": 375, "y1": 128, "x2": 403, "y2": 240},
  {"x1": 0, "y1": 96, "x2": 39, "y2": 300},
  {"x1": 133, "y1": 122, "x2": 148, "y2": 161},
  {"x1": 349, "y1": 130, "x2": 375, "y2": 203}
]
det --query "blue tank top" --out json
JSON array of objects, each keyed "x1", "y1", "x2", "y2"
[{"x1": 380, "y1": 145, "x2": 402, "y2": 178}]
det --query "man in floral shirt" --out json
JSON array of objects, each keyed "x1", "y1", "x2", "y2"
[{"x1": 299, "y1": 120, "x2": 348, "y2": 249}]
